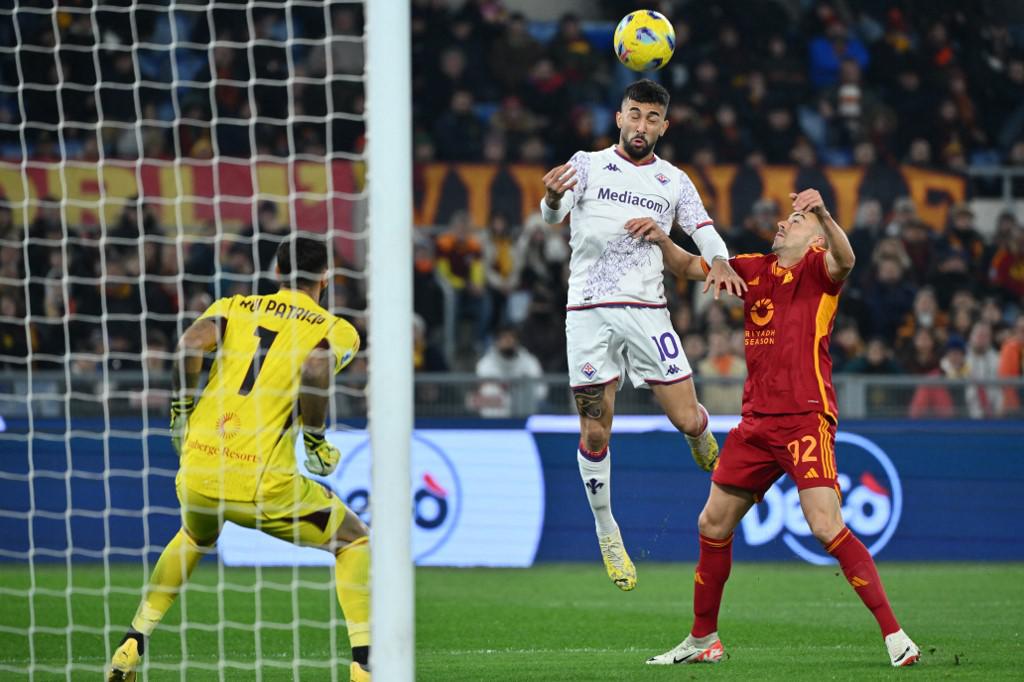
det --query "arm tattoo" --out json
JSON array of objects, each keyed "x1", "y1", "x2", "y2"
[{"x1": 573, "y1": 386, "x2": 605, "y2": 420}]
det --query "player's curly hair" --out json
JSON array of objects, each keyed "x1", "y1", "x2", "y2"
[
  {"x1": 277, "y1": 235, "x2": 328, "y2": 288},
  {"x1": 622, "y1": 78, "x2": 670, "y2": 109}
]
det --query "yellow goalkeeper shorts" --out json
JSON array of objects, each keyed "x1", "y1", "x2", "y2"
[{"x1": 175, "y1": 473, "x2": 349, "y2": 548}]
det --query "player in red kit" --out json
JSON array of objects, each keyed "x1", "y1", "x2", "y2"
[{"x1": 628, "y1": 189, "x2": 920, "y2": 668}]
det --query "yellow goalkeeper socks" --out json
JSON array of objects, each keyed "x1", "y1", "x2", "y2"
[
  {"x1": 335, "y1": 536, "x2": 370, "y2": 649},
  {"x1": 130, "y1": 528, "x2": 205, "y2": 636}
]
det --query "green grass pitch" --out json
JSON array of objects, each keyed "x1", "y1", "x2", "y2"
[{"x1": 0, "y1": 562, "x2": 1021, "y2": 680}]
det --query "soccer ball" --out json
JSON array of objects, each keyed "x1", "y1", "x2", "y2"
[{"x1": 613, "y1": 10, "x2": 676, "y2": 71}]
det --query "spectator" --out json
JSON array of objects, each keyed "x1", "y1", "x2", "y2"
[
  {"x1": 488, "y1": 12, "x2": 541, "y2": 93},
  {"x1": 929, "y1": 250, "x2": 975, "y2": 308},
  {"x1": 863, "y1": 254, "x2": 915, "y2": 340},
  {"x1": 489, "y1": 95, "x2": 541, "y2": 154},
  {"x1": 988, "y1": 215, "x2": 1024, "y2": 303},
  {"x1": 979, "y1": 296, "x2": 1005, "y2": 329},
  {"x1": 997, "y1": 316, "x2": 1024, "y2": 416},
  {"x1": 940, "y1": 203, "x2": 988, "y2": 286},
  {"x1": 909, "y1": 336, "x2": 969, "y2": 418},
  {"x1": 143, "y1": 328, "x2": 171, "y2": 374},
  {"x1": 0, "y1": 291, "x2": 28, "y2": 370},
  {"x1": 847, "y1": 199, "x2": 884, "y2": 267},
  {"x1": 413, "y1": 239, "x2": 446, "y2": 334},
  {"x1": 217, "y1": 246, "x2": 255, "y2": 299},
  {"x1": 843, "y1": 336, "x2": 903, "y2": 374},
  {"x1": 327, "y1": 7, "x2": 365, "y2": 76},
  {"x1": 696, "y1": 331, "x2": 745, "y2": 414},
  {"x1": 843, "y1": 336, "x2": 903, "y2": 413},
  {"x1": 831, "y1": 320, "x2": 864, "y2": 372},
  {"x1": 895, "y1": 286, "x2": 948, "y2": 350},
  {"x1": 762, "y1": 34, "x2": 807, "y2": 101},
  {"x1": 413, "y1": 314, "x2": 447, "y2": 373},
  {"x1": 884, "y1": 196, "x2": 918, "y2": 237},
  {"x1": 518, "y1": 288, "x2": 566, "y2": 373},
  {"x1": 729, "y1": 198, "x2": 777, "y2": 254},
  {"x1": 516, "y1": 212, "x2": 569, "y2": 305},
  {"x1": 888, "y1": 65, "x2": 937, "y2": 156},
  {"x1": 948, "y1": 300, "x2": 977, "y2": 342},
  {"x1": 683, "y1": 333, "x2": 708, "y2": 369},
  {"x1": 899, "y1": 220, "x2": 937, "y2": 286},
  {"x1": 809, "y1": 20, "x2": 870, "y2": 90},
  {"x1": 473, "y1": 325, "x2": 546, "y2": 418},
  {"x1": 435, "y1": 211, "x2": 487, "y2": 351},
  {"x1": 965, "y1": 321, "x2": 1002, "y2": 418},
  {"x1": 759, "y1": 104, "x2": 801, "y2": 164},
  {"x1": 710, "y1": 103, "x2": 751, "y2": 163},
  {"x1": 0, "y1": 204, "x2": 17, "y2": 242},
  {"x1": 522, "y1": 58, "x2": 570, "y2": 121},
  {"x1": 233, "y1": 201, "x2": 290, "y2": 294},
  {"x1": 822, "y1": 57, "x2": 883, "y2": 148},
  {"x1": 548, "y1": 13, "x2": 603, "y2": 102},
  {"x1": 899, "y1": 327, "x2": 941, "y2": 375},
  {"x1": 482, "y1": 213, "x2": 521, "y2": 331},
  {"x1": 432, "y1": 89, "x2": 485, "y2": 162},
  {"x1": 661, "y1": 102, "x2": 705, "y2": 162}
]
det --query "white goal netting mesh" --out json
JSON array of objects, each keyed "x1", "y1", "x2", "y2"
[{"x1": 0, "y1": 2, "x2": 368, "y2": 679}]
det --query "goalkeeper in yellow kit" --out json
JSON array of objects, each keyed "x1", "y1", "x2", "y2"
[{"x1": 108, "y1": 236, "x2": 372, "y2": 682}]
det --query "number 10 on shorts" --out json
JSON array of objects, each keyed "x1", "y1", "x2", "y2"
[{"x1": 650, "y1": 332, "x2": 679, "y2": 362}]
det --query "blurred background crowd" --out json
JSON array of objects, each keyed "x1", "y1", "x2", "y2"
[{"x1": 1, "y1": 0, "x2": 1022, "y2": 418}]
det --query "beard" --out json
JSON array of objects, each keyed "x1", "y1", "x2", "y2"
[{"x1": 622, "y1": 133, "x2": 654, "y2": 159}]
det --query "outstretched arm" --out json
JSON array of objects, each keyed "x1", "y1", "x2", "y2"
[
  {"x1": 791, "y1": 189, "x2": 856, "y2": 281},
  {"x1": 624, "y1": 219, "x2": 747, "y2": 299}
]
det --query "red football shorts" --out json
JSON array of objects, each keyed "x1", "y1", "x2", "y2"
[{"x1": 711, "y1": 412, "x2": 839, "y2": 501}]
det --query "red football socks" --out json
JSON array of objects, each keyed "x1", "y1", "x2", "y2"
[
  {"x1": 826, "y1": 527, "x2": 900, "y2": 637},
  {"x1": 691, "y1": 533, "x2": 733, "y2": 638}
]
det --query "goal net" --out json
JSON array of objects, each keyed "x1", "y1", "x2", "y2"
[{"x1": 0, "y1": 2, "x2": 381, "y2": 679}]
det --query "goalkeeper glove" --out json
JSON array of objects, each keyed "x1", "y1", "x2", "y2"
[
  {"x1": 303, "y1": 431, "x2": 341, "y2": 476},
  {"x1": 169, "y1": 396, "x2": 195, "y2": 456}
]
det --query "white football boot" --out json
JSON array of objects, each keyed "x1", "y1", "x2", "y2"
[
  {"x1": 885, "y1": 629, "x2": 921, "y2": 667},
  {"x1": 646, "y1": 632, "x2": 724, "y2": 665}
]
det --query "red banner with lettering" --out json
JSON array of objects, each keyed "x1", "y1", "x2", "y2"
[{"x1": 0, "y1": 159, "x2": 358, "y2": 234}]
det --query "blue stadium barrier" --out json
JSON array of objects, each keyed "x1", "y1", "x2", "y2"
[{"x1": 2, "y1": 417, "x2": 1022, "y2": 565}]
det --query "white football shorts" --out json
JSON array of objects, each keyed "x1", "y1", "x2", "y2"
[{"x1": 565, "y1": 305, "x2": 692, "y2": 390}]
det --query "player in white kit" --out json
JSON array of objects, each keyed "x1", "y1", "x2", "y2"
[{"x1": 541, "y1": 79, "x2": 746, "y2": 591}]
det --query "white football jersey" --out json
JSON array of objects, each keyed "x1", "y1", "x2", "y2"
[{"x1": 560, "y1": 146, "x2": 713, "y2": 308}]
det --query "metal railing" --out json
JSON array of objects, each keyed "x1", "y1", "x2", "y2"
[{"x1": 1, "y1": 371, "x2": 1022, "y2": 422}]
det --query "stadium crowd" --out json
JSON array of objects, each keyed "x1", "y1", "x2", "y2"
[{"x1": 1, "y1": 1, "x2": 1023, "y2": 417}]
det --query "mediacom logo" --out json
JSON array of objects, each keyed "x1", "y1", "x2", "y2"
[{"x1": 740, "y1": 432, "x2": 902, "y2": 565}]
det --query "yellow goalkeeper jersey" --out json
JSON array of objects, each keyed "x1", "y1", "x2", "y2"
[{"x1": 180, "y1": 287, "x2": 359, "y2": 502}]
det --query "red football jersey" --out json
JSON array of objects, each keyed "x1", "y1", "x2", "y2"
[{"x1": 727, "y1": 247, "x2": 844, "y2": 421}]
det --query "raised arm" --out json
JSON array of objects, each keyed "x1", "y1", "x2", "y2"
[
  {"x1": 540, "y1": 151, "x2": 588, "y2": 224},
  {"x1": 625, "y1": 219, "x2": 747, "y2": 299},
  {"x1": 791, "y1": 189, "x2": 856, "y2": 281},
  {"x1": 625, "y1": 219, "x2": 713, "y2": 280}
]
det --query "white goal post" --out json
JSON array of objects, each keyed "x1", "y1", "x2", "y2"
[{"x1": 365, "y1": 0, "x2": 414, "y2": 680}]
